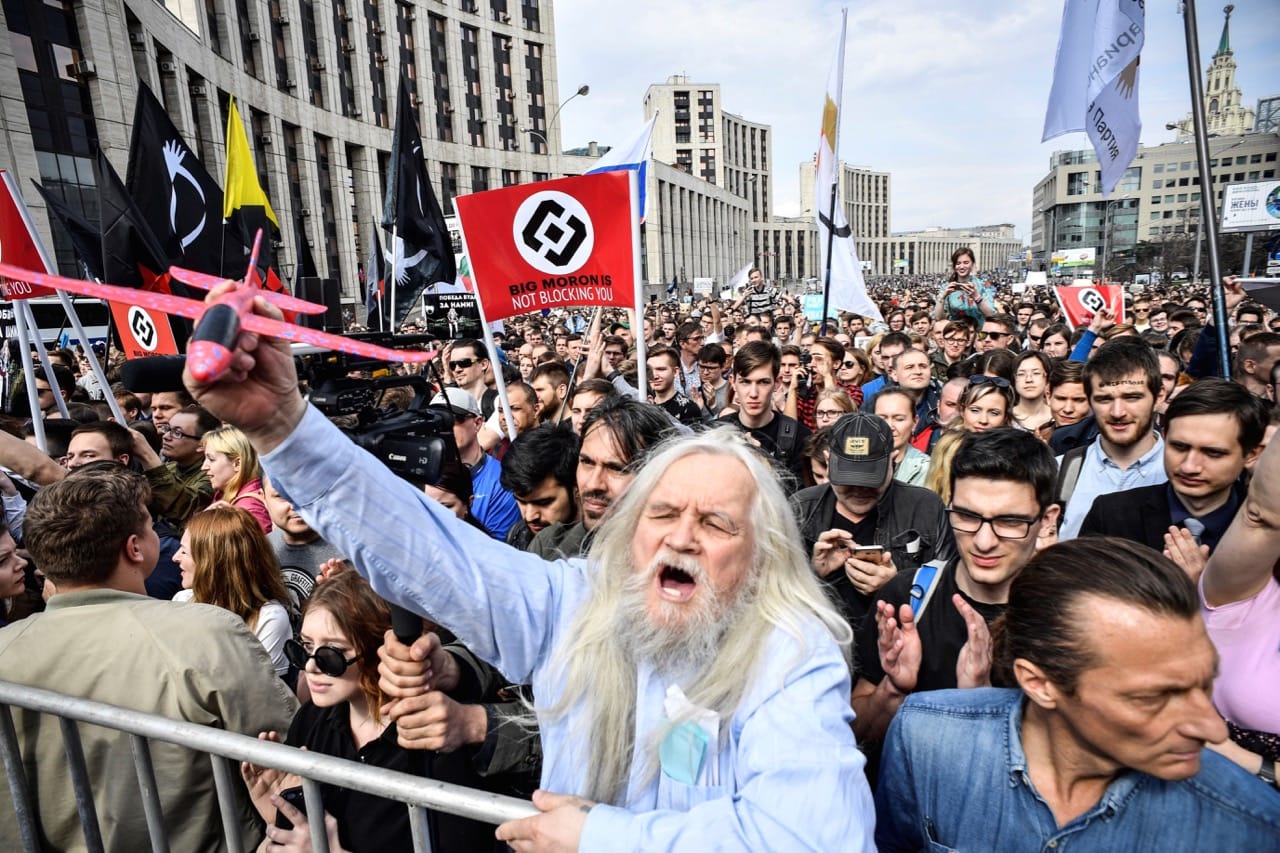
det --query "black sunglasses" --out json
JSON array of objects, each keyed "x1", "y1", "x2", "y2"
[
  {"x1": 449, "y1": 358, "x2": 478, "y2": 370},
  {"x1": 969, "y1": 375, "x2": 1011, "y2": 389},
  {"x1": 284, "y1": 639, "x2": 359, "y2": 677}
]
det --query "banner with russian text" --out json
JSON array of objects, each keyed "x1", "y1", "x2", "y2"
[
  {"x1": 454, "y1": 171, "x2": 637, "y2": 322},
  {"x1": 1053, "y1": 283, "x2": 1126, "y2": 329}
]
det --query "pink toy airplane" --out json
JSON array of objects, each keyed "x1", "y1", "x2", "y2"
[{"x1": 0, "y1": 230, "x2": 436, "y2": 382}]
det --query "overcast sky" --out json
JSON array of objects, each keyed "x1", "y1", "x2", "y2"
[{"x1": 553, "y1": 0, "x2": 1279, "y2": 243}]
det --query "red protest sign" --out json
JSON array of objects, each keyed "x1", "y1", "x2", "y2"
[
  {"x1": 454, "y1": 172, "x2": 636, "y2": 322},
  {"x1": 1053, "y1": 284, "x2": 1126, "y2": 329},
  {"x1": 109, "y1": 300, "x2": 179, "y2": 358},
  {"x1": 0, "y1": 170, "x2": 55, "y2": 300}
]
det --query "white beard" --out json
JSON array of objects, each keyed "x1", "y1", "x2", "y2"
[{"x1": 617, "y1": 550, "x2": 750, "y2": 678}]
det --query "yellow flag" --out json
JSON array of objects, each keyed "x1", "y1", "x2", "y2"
[{"x1": 223, "y1": 97, "x2": 279, "y2": 225}]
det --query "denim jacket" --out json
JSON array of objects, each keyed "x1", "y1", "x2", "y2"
[{"x1": 876, "y1": 688, "x2": 1280, "y2": 851}]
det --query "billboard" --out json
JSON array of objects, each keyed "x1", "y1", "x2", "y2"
[
  {"x1": 1221, "y1": 181, "x2": 1280, "y2": 232},
  {"x1": 1051, "y1": 248, "x2": 1096, "y2": 268}
]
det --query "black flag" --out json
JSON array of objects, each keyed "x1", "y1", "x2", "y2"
[
  {"x1": 96, "y1": 151, "x2": 171, "y2": 292},
  {"x1": 95, "y1": 150, "x2": 188, "y2": 346},
  {"x1": 381, "y1": 74, "x2": 455, "y2": 329},
  {"x1": 125, "y1": 83, "x2": 227, "y2": 275},
  {"x1": 32, "y1": 181, "x2": 105, "y2": 281}
]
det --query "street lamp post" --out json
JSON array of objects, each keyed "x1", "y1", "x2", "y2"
[{"x1": 525, "y1": 84, "x2": 589, "y2": 158}]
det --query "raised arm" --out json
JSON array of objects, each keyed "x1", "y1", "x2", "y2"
[
  {"x1": 0, "y1": 430, "x2": 66, "y2": 487},
  {"x1": 185, "y1": 284, "x2": 573, "y2": 682},
  {"x1": 1201, "y1": 434, "x2": 1280, "y2": 607}
]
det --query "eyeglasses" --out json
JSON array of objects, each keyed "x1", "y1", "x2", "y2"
[
  {"x1": 815, "y1": 408, "x2": 844, "y2": 420},
  {"x1": 943, "y1": 336, "x2": 968, "y2": 344},
  {"x1": 1134, "y1": 307, "x2": 1150, "y2": 314},
  {"x1": 160, "y1": 426, "x2": 204, "y2": 441},
  {"x1": 976, "y1": 331, "x2": 1009, "y2": 341},
  {"x1": 35, "y1": 385, "x2": 53, "y2": 394},
  {"x1": 946, "y1": 507, "x2": 1039, "y2": 540},
  {"x1": 841, "y1": 360, "x2": 859, "y2": 368},
  {"x1": 698, "y1": 363, "x2": 721, "y2": 372},
  {"x1": 968, "y1": 375, "x2": 1011, "y2": 389},
  {"x1": 449, "y1": 358, "x2": 478, "y2": 370},
  {"x1": 1027, "y1": 335, "x2": 1044, "y2": 345},
  {"x1": 284, "y1": 639, "x2": 359, "y2": 677}
]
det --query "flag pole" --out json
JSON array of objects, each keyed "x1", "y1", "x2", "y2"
[
  {"x1": 1179, "y1": 0, "x2": 1230, "y2": 378},
  {"x1": 454, "y1": 222, "x2": 518, "y2": 438},
  {"x1": 557, "y1": 306, "x2": 603, "y2": 422},
  {"x1": 12, "y1": 303, "x2": 49, "y2": 450},
  {"x1": 391, "y1": 223, "x2": 399, "y2": 331},
  {"x1": 629, "y1": 169, "x2": 648, "y2": 400},
  {"x1": 818, "y1": 9, "x2": 848, "y2": 338},
  {"x1": 2, "y1": 173, "x2": 125, "y2": 422}
]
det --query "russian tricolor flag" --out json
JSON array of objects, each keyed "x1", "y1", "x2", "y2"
[{"x1": 585, "y1": 115, "x2": 655, "y2": 221}]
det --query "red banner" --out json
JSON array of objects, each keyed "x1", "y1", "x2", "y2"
[
  {"x1": 1053, "y1": 284, "x2": 1126, "y2": 329},
  {"x1": 0, "y1": 170, "x2": 55, "y2": 299},
  {"x1": 454, "y1": 172, "x2": 636, "y2": 322},
  {"x1": 109, "y1": 300, "x2": 179, "y2": 358}
]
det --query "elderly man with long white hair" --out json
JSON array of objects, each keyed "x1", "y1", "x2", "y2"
[{"x1": 187, "y1": 290, "x2": 876, "y2": 851}]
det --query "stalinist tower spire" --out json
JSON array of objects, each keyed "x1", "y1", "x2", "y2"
[
  {"x1": 1215, "y1": 4, "x2": 1233, "y2": 57},
  {"x1": 1170, "y1": 4, "x2": 1255, "y2": 139}
]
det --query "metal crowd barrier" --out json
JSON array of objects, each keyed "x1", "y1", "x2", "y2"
[{"x1": 0, "y1": 680, "x2": 537, "y2": 853}]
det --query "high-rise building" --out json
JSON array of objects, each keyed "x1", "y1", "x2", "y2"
[
  {"x1": 799, "y1": 158, "x2": 892, "y2": 276},
  {"x1": 0, "y1": 0, "x2": 572, "y2": 306},
  {"x1": 642, "y1": 75, "x2": 771, "y2": 224}
]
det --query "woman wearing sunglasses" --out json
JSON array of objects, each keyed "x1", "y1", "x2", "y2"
[
  {"x1": 174, "y1": 506, "x2": 292, "y2": 678},
  {"x1": 241, "y1": 570, "x2": 493, "y2": 852}
]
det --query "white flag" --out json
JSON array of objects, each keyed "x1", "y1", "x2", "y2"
[
  {"x1": 727, "y1": 262, "x2": 753, "y2": 293},
  {"x1": 815, "y1": 11, "x2": 883, "y2": 323},
  {"x1": 1043, "y1": 0, "x2": 1144, "y2": 196},
  {"x1": 587, "y1": 116, "x2": 656, "y2": 220}
]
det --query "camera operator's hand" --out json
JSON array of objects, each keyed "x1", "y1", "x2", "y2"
[{"x1": 183, "y1": 282, "x2": 307, "y2": 454}]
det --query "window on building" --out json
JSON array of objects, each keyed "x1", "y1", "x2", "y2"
[
  {"x1": 440, "y1": 162, "x2": 458, "y2": 213},
  {"x1": 521, "y1": 0, "x2": 539, "y2": 32},
  {"x1": 429, "y1": 14, "x2": 454, "y2": 142},
  {"x1": 524, "y1": 42, "x2": 546, "y2": 152}
]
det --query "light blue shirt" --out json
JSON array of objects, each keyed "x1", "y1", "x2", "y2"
[
  {"x1": 1058, "y1": 434, "x2": 1167, "y2": 541},
  {"x1": 263, "y1": 405, "x2": 876, "y2": 851}
]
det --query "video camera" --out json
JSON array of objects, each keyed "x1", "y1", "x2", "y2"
[{"x1": 303, "y1": 339, "x2": 459, "y2": 490}]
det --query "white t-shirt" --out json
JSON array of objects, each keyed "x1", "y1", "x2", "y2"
[{"x1": 173, "y1": 591, "x2": 292, "y2": 676}]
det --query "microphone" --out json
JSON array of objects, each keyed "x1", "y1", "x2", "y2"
[{"x1": 118, "y1": 356, "x2": 188, "y2": 393}]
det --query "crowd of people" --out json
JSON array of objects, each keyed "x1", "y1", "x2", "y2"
[{"x1": 0, "y1": 245, "x2": 1278, "y2": 850}]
